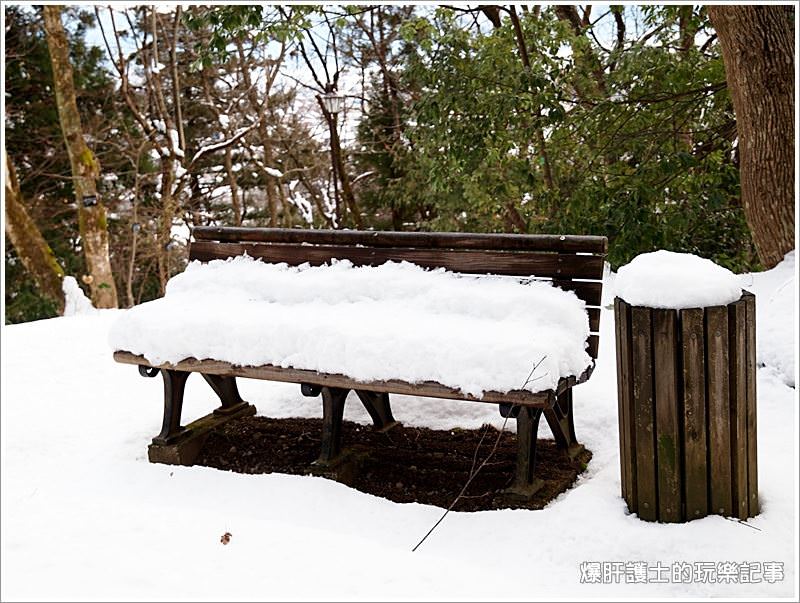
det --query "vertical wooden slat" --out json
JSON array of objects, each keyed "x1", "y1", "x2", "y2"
[
  {"x1": 744, "y1": 293, "x2": 759, "y2": 516},
  {"x1": 615, "y1": 300, "x2": 629, "y2": 505},
  {"x1": 729, "y1": 299, "x2": 749, "y2": 519},
  {"x1": 617, "y1": 300, "x2": 637, "y2": 512},
  {"x1": 631, "y1": 306, "x2": 657, "y2": 521},
  {"x1": 681, "y1": 308, "x2": 708, "y2": 520},
  {"x1": 653, "y1": 309, "x2": 682, "y2": 522},
  {"x1": 614, "y1": 299, "x2": 626, "y2": 502},
  {"x1": 706, "y1": 305, "x2": 732, "y2": 516}
]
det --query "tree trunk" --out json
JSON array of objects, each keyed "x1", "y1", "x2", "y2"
[
  {"x1": 43, "y1": 5, "x2": 118, "y2": 307},
  {"x1": 4, "y1": 151, "x2": 65, "y2": 314},
  {"x1": 156, "y1": 164, "x2": 177, "y2": 294},
  {"x1": 708, "y1": 5, "x2": 795, "y2": 268},
  {"x1": 224, "y1": 147, "x2": 242, "y2": 225},
  {"x1": 554, "y1": 5, "x2": 607, "y2": 99},
  {"x1": 235, "y1": 39, "x2": 281, "y2": 227},
  {"x1": 318, "y1": 102, "x2": 361, "y2": 228}
]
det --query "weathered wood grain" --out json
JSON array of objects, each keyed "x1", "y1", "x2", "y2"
[
  {"x1": 729, "y1": 299, "x2": 749, "y2": 520},
  {"x1": 615, "y1": 299, "x2": 635, "y2": 508},
  {"x1": 706, "y1": 305, "x2": 732, "y2": 516},
  {"x1": 193, "y1": 226, "x2": 609, "y2": 254},
  {"x1": 617, "y1": 300, "x2": 639, "y2": 513},
  {"x1": 653, "y1": 308, "x2": 682, "y2": 522},
  {"x1": 114, "y1": 351, "x2": 594, "y2": 408},
  {"x1": 681, "y1": 308, "x2": 708, "y2": 520},
  {"x1": 189, "y1": 240, "x2": 606, "y2": 280},
  {"x1": 631, "y1": 306, "x2": 657, "y2": 521},
  {"x1": 744, "y1": 292, "x2": 759, "y2": 516}
]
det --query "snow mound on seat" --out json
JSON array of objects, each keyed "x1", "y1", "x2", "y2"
[
  {"x1": 109, "y1": 255, "x2": 592, "y2": 397},
  {"x1": 615, "y1": 250, "x2": 742, "y2": 309}
]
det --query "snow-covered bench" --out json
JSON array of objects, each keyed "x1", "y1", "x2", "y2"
[{"x1": 112, "y1": 227, "x2": 607, "y2": 497}]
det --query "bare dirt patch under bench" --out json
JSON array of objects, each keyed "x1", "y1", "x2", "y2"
[{"x1": 195, "y1": 416, "x2": 592, "y2": 511}]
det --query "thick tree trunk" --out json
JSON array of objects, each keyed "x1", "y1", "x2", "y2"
[
  {"x1": 43, "y1": 5, "x2": 118, "y2": 307},
  {"x1": 708, "y1": 6, "x2": 795, "y2": 268},
  {"x1": 4, "y1": 151, "x2": 66, "y2": 314}
]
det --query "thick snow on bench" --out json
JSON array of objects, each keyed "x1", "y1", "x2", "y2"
[
  {"x1": 109, "y1": 256, "x2": 592, "y2": 397},
  {"x1": 615, "y1": 250, "x2": 742, "y2": 309}
]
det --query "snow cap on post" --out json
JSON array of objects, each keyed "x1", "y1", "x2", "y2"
[{"x1": 614, "y1": 250, "x2": 743, "y2": 309}]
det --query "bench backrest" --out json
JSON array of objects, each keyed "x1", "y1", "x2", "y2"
[{"x1": 190, "y1": 227, "x2": 607, "y2": 359}]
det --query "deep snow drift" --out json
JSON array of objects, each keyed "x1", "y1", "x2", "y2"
[
  {"x1": 109, "y1": 257, "x2": 592, "y2": 396},
  {"x1": 743, "y1": 251, "x2": 796, "y2": 387},
  {"x1": 2, "y1": 254, "x2": 796, "y2": 600}
]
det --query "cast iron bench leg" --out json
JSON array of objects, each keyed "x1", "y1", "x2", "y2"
[
  {"x1": 508, "y1": 406, "x2": 545, "y2": 497},
  {"x1": 202, "y1": 374, "x2": 250, "y2": 416},
  {"x1": 355, "y1": 390, "x2": 398, "y2": 431},
  {"x1": 152, "y1": 369, "x2": 190, "y2": 445},
  {"x1": 543, "y1": 388, "x2": 584, "y2": 458},
  {"x1": 316, "y1": 386, "x2": 349, "y2": 465}
]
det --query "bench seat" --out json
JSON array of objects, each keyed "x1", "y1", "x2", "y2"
[
  {"x1": 110, "y1": 257, "x2": 593, "y2": 399},
  {"x1": 113, "y1": 351, "x2": 594, "y2": 407}
]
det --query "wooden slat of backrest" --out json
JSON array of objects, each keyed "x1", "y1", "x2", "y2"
[
  {"x1": 587, "y1": 307, "x2": 600, "y2": 332},
  {"x1": 189, "y1": 240, "x2": 605, "y2": 280},
  {"x1": 551, "y1": 280, "x2": 603, "y2": 307},
  {"x1": 193, "y1": 226, "x2": 608, "y2": 254},
  {"x1": 587, "y1": 335, "x2": 599, "y2": 360}
]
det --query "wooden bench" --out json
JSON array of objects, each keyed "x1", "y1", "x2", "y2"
[{"x1": 114, "y1": 226, "x2": 607, "y2": 496}]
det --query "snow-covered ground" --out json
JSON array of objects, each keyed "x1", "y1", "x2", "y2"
[{"x1": 2, "y1": 255, "x2": 797, "y2": 600}]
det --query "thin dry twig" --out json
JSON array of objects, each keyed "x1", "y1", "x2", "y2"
[
  {"x1": 411, "y1": 414, "x2": 510, "y2": 553},
  {"x1": 412, "y1": 355, "x2": 547, "y2": 552}
]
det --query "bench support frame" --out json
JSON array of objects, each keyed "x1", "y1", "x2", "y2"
[
  {"x1": 317, "y1": 387, "x2": 349, "y2": 464},
  {"x1": 354, "y1": 390, "x2": 397, "y2": 431},
  {"x1": 153, "y1": 369, "x2": 190, "y2": 445},
  {"x1": 313, "y1": 387, "x2": 399, "y2": 466},
  {"x1": 506, "y1": 406, "x2": 545, "y2": 498},
  {"x1": 544, "y1": 389, "x2": 584, "y2": 459},
  {"x1": 126, "y1": 354, "x2": 587, "y2": 497},
  {"x1": 142, "y1": 368, "x2": 256, "y2": 465}
]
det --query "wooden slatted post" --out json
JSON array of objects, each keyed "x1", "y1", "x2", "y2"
[{"x1": 615, "y1": 294, "x2": 758, "y2": 523}]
